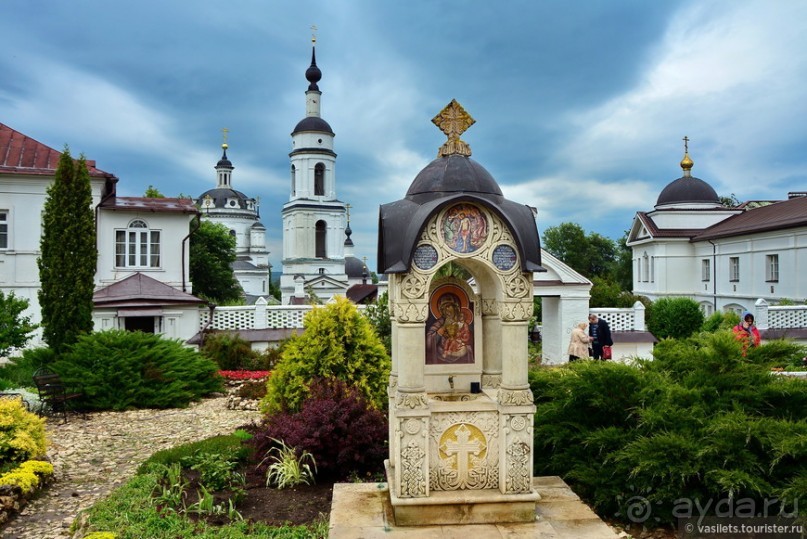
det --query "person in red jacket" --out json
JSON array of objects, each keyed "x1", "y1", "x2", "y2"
[{"x1": 733, "y1": 311, "x2": 761, "y2": 355}]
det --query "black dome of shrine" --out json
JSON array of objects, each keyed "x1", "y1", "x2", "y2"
[
  {"x1": 406, "y1": 155, "x2": 503, "y2": 197},
  {"x1": 656, "y1": 175, "x2": 720, "y2": 207},
  {"x1": 378, "y1": 154, "x2": 543, "y2": 274}
]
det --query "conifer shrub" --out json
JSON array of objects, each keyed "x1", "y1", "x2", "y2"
[
  {"x1": 201, "y1": 332, "x2": 259, "y2": 371},
  {"x1": 646, "y1": 297, "x2": 705, "y2": 340},
  {"x1": 0, "y1": 398, "x2": 47, "y2": 465},
  {"x1": 252, "y1": 378, "x2": 387, "y2": 481},
  {"x1": 532, "y1": 332, "x2": 807, "y2": 525},
  {"x1": 701, "y1": 310, "x2": 739, "y2": 333},
  {"x1": 51, "y1": 330, "x2": 223, "y2": 411},
  {"x1": 260, "y1": 297, "x2": 390, "y2": 414}
]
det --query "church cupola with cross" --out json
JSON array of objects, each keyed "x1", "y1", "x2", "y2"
[
  {"x1": 280, "y1": 33, "x2": 350, "y2": 304},
  {"x1": 196, "y1": 131, "x2": 271, "y2": 302}
]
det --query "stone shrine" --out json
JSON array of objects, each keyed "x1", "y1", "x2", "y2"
[{"x1": 377, "y1": 100, "x2": 546, "y2": 525}]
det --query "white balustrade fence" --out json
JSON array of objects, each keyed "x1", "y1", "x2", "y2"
[
  {"x1": 199, "y1": 300, "x2": 367, "y2": 331},
  {"x1": 755, "y1": 299, "x2": 807, "y2": 330},
  {"x1": 589, "y1": 301, "x2": 646, "y2": 332}
]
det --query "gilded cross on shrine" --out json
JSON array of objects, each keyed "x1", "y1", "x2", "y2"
[
  {"x1": 432, "y1": 99, "x2": 475, "y2": 158},
  {"x1": 221, "y1": 127, "x2": 230, "y2": 149},
  {"x1": 440, "y1": 424, "x2": 486, "y2": 485}
]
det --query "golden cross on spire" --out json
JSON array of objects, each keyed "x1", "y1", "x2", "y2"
[
  {"x1": 345, "y1": 203, "x2": 351, "y2": 222},
  {"x1": 432, "y1": 99, "x2": 475, "y2": 157},
  {"x1": 311, "y1": 25, "x2": 318, "y2": 44},
  {"x1": 221, "y1": 127, "x2": 229, "y2": 149},
  {"x1": 683, "y1": 135, "x2": 689, "y2": 153}
]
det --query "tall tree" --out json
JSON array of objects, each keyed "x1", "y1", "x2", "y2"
[
  {"x1": 189, "y1": 220, "x2": 242, "y2": 304},
  {"x1": 0, "y1": 291, "x2": 37, "y2": 356},
  {"x1": 38, "y1": 148, "x2": 97, "y2": 354}
]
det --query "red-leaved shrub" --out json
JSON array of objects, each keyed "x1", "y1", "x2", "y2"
[{"x1": 251, "y1": 378, "x2": 388, "y2": 481}]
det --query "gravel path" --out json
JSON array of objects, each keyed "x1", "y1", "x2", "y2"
[{"x1": 1, "y1": 397, "x2": 261, "y2": 539}]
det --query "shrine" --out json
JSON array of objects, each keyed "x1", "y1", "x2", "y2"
[{"x1": 377, "y1": 100, "x2": 546, "y2": 525}]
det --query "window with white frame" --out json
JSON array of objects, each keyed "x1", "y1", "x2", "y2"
[
  {"x1": 729, "y1": 257, "x2": 740, "y2": 282},
  {"x1": 0, "y1": 211, "x2": 7, "y2": 249},
  {"x1": 766, "y1": 254, "x2": 779, "y2": 282},
  {"x1": 701, "y1": 259, "x2": 711, "y2": 281},
  {"x1": 115, "y1": 219, "x2": 161, "y2": 268},
  {"x1": 650, "y1": 256, "x2": 655, "y2": 283}
]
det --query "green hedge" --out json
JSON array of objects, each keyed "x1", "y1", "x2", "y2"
[
  {"x1": 52, "y1": 330, "x2": 223, "y2": 411},
  {"x1": 531, "y1": 331, "x2": 807, "y2": 525}
]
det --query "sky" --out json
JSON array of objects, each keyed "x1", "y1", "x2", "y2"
[{"x1": 3, "y1": 0, "x2": 807, "y2": 272}]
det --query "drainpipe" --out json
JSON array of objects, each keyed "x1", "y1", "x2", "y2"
[
  {"x1": 94, "y1": 179, "x2": 117, "y2": 250},
  {"x1": 182, "y1": 214, "x2": 202, "y2": 293},
  {"x1": 712, "y1": 241, "x2": 718, "y2": 312}
]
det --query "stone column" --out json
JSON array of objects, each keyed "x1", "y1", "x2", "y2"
[{"x1": 482, "y1": 298, "x2": 502, "y2": 389}]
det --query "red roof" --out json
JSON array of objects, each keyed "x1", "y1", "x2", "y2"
[
  {"x1": 0, "y1": 122, "x2": 116, "y2": 179},
  {"x1": 100, "y1": 196, "x2": 199, "y2": 214},
  {"x1": 94, "y1": 272, "x2": 205, "y2": 307},
  {"x1": 693, "y1": 195, "x2": 807, "y2": 241}
]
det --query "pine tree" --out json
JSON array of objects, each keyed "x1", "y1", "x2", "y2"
[{"x1": 37, "y1": 147, "x2": 97, "y2": 354}]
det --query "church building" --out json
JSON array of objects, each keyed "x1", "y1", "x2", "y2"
[
  {"x1": 196, "y1": 141, "x2": 272, "y2": 303},
  {"x1": 627, "y1": 139, "x2": 807, "y2": 315},
  {"x1": 279, "y1": 42, "x2": 365, "y2": 304}
]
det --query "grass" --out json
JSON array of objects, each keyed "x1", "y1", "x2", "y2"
[
  {"x1": 74, "y1": 472, "x2": 328, "y2": 538},
  {"x1": 77, "y1": 434, "x2": 329, "y2": 539}
]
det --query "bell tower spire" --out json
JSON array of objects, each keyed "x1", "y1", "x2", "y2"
[{"x1": 280, "y1": 34, "x2": 350, "y2": 305}]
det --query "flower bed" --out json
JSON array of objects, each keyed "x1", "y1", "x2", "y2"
[
  {"x1": 0, "y1": 460, "x2": 54, "y2": 526},
  {"x1": 218, "y1": 370, "x2": 271, "y2": 381},
  {"x1": 218, "y1": 371, "x2": 270, "y2": 411}
]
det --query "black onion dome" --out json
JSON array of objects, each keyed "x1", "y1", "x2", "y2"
[
  {"x1": 656, "y1": 176, "x2": 719, "y2": 206},
  {"x1": 292, "y1": 116, "x2": 334, "y2": 135},
  {"x1": 345, "y1": 256, "x2": 364, "y2": 278},
  {"x1": 197, "y1": 188, "x2": 251, "y2": 209},
  {"x1": 406, "y1": 155, "x2": 503, "y2": 197},
  {"x1": 305, "y1": 47, "x2": 322, "y2": 91}
]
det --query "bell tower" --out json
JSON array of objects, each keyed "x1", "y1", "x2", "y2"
[{"x1": 280, "y1": 35, "x2": 348, "y2": 304}]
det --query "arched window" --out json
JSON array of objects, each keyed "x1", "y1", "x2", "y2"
[
  {"x1": 314, "y1": 163, "x2": 325, "y2": 196},
  {"x1": 115, "y1": 219, "x2": 160, "y2": 268},
  {"x1": 291, "y1": 165, "x2": 296, "y2": 197},
  {"x1": 315, "y1": 220, "x2": 326, "y2": 258}
]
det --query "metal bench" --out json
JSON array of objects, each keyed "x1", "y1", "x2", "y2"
[{"x1": 32, "y1": 368, "x2": 85, "y2": 423}]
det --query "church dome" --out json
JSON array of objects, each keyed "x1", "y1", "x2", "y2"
[
  {"x1": 656, "y1": 175, "x2": 720, "y2": 207},
  {"x1": 345, "y1": 256, "x2": 365, "y2": 279},
  {"x1": 292, "y1": 116, "x2": 334, "y2": 135},
  {"x1": 406, "y1": 155, "x2": 503, "y2": 198},
  {"x1": 197, "y1": 188, "x2": 251, "y2": 210}
]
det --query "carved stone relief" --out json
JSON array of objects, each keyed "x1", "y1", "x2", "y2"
[
  {"x1": 395, "y1": 391, "x2": 430, "y2": 410},
  {"x1": 497, "y1": 388, "x2": 534, "y2": 406},
  {"x1": 481, "y1": 374, "x2": 502, "y2": 389},
  {"x1": 502, "y1": 413, "x2": 533, "y2": 494},
  {"x1": 429, "y1": 411, "x2": 499, "y2": 491},
  {"x1": 400, "y1": 439, "x2": 427, "y2": 498}
]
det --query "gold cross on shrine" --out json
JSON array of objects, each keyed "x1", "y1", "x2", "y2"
[
  {"x1": 432, "y1": 99, "x2": 475, "y2": 157},
  {"x1": 311, "y1": 25, "x2": 318, "y2": 44},
  {"x1": 440, "y1": 424, "x2": 486, "y2": 484},
  {"x1": 221, "y1": 128, "x2": 229, "y2": 148}
]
